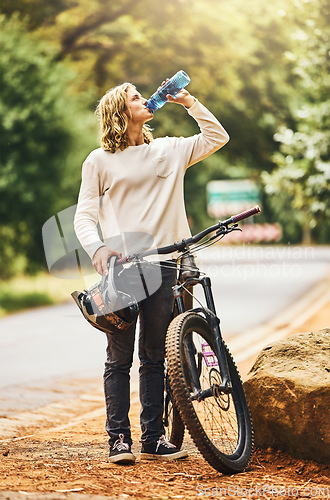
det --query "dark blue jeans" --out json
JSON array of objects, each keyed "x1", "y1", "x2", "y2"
[{"x1": 104, "y1": 263, "x2": 177, "y2": 446}]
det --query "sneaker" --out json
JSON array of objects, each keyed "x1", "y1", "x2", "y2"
[
  {"x1": 109, "y1": 434, "x2": 136, "y2": 464},
  {"x1": 140, "y1": 435, "x2": 188, "y2": 461}
]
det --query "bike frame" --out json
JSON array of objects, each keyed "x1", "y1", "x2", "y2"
[{"x1": 116, "y1": 205, "x2": 261, "y2": 404}]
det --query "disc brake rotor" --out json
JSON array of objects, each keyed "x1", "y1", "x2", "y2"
[{"x1": 209, "y1": 368, "x2": 230, "y2": 411}]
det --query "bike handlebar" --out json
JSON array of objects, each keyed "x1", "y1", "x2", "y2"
[{"x1": 117, "y1": 205, "x2": 261, "y2": 265}]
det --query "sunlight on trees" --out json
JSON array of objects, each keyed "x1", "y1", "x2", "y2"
[
  {"x1": 262, "y1": 0, "x2": 330, "y2": 243},
  {"x1": 1, "y1": 0, "x2": 329, "y2": 277},
  {"x1": 0, "y1": 15, "x2": 96, "y2": 278}
]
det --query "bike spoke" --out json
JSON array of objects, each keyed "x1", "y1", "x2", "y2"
[{"x1": 189, "y1": 332, "x2": 240, "y2": 455}]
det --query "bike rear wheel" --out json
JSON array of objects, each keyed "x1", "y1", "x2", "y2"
[
  {"x1": 166, "y1": 311, "x2": 253, "y2": 474},
  {"x1": 163, "y1": 361, "x2": 185, "y2": 448}
]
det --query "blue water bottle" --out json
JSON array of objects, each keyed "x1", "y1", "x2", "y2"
[{"x1": 146, "y1": 70, "x2": 190, "y2": 113}]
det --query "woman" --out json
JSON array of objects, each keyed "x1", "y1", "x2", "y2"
[{"x1": 74, "y1": 80, "x2": 229, "y2": 464}]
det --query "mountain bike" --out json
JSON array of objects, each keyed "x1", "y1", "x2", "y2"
[{"x1": 117, "y1": 205, "x2": 261, "y2": 474}]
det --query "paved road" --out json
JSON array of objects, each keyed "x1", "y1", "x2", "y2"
[
  {"x1": 0, "y1": 245, "x2": 329, "y2": 411},
  {"x1": 195, "y1": 245, "x2": 330, "y2": 336}
]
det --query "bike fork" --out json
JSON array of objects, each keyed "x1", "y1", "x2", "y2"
[
  {"x1": 172, "y1": 278, "x2": 232, "y2": 399},
  {"x1": 200, "y1": 276, "x2": 231, "y2": 393}
]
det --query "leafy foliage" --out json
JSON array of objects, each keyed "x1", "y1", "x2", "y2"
[
  {"x1": 0, "y1": 0, "x2": 329, "y2": 278},
  {"x1": 0, "y1": 16, "x2": 96, "y2": 278},
  {"x1": 262, "y1": 0, "x2": 330, "y2": 243}
]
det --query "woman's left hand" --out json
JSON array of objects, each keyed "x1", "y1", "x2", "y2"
[
  {"x1": 166, "y1": 89, "x2": 196, "y2": 109},
  {"x1": 158, "y1": 78, "x2": 195, "y2": 108}
]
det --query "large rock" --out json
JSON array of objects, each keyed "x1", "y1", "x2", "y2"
[{"x1": 243, "y1": 328, "x2": 330, "y2": 464}]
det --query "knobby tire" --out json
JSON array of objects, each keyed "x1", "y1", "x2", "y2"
[
  {"x1": 166, "y1": 311, "x2": 254, "y2": 474},
  {"x1": 164, "y1": 396, "x2": 185, "y2": 449}
]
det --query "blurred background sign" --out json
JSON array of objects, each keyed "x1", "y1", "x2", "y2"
[
  {"x1": 207, "y1": 179, "x2": 282, "y2": 243},
  {"x1": 207, "y1": 180, "x2": 260, "y2": 218}
]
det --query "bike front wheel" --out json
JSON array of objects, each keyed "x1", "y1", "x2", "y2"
[{"x1": 166, "y1": 312, "x2": 253, "y2": 474}]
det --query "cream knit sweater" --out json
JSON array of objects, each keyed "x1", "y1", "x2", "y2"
[{"x1": 74, "y1": 100, "x2": 229, "y2": 260}]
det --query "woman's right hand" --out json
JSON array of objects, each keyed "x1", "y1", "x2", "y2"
[{"x1": 92, "y1": 246, "x2": 122, "y2": 276}]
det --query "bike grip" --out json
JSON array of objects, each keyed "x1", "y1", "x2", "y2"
[
  {"x1": 231, "y1": 205, "x2": 261, "y2": 223},
  {"x1": 116, "y1": 256, "x2": 130, "y2": 266}
]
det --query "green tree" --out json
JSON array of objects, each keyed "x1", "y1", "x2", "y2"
[
  {"x1": 262, "y1": 0, "x2": 330, "y2": 243},
  {"x1": 3, "y1": 0, "x2": 328, "y2": 241},
  {"x1": 0, "y1": 15, "x2": 95, "y2": 278},
  {"x1": 0, "y1": 0, "x2": 67, "y2": 29}
]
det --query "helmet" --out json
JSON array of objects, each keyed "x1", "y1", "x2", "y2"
[{"x1": 71, "y1": 256, "x2": 139, "y2": 334}]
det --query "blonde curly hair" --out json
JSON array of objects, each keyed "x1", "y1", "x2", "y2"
[{"x1": 96, "y1": 83, "x2": 153, "y2": 153}]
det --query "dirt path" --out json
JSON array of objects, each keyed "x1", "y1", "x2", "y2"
[
  {"x1": 0, "y1": 303, "x2": 329, "y2": 499},
  {"x1": 0, "y1": 396, "x2": 329, "y2": 500}
]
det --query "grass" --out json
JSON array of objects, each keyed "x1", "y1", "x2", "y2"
[{"x1": 0, "y1": 272, "x2": 89, "y2": 317}]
